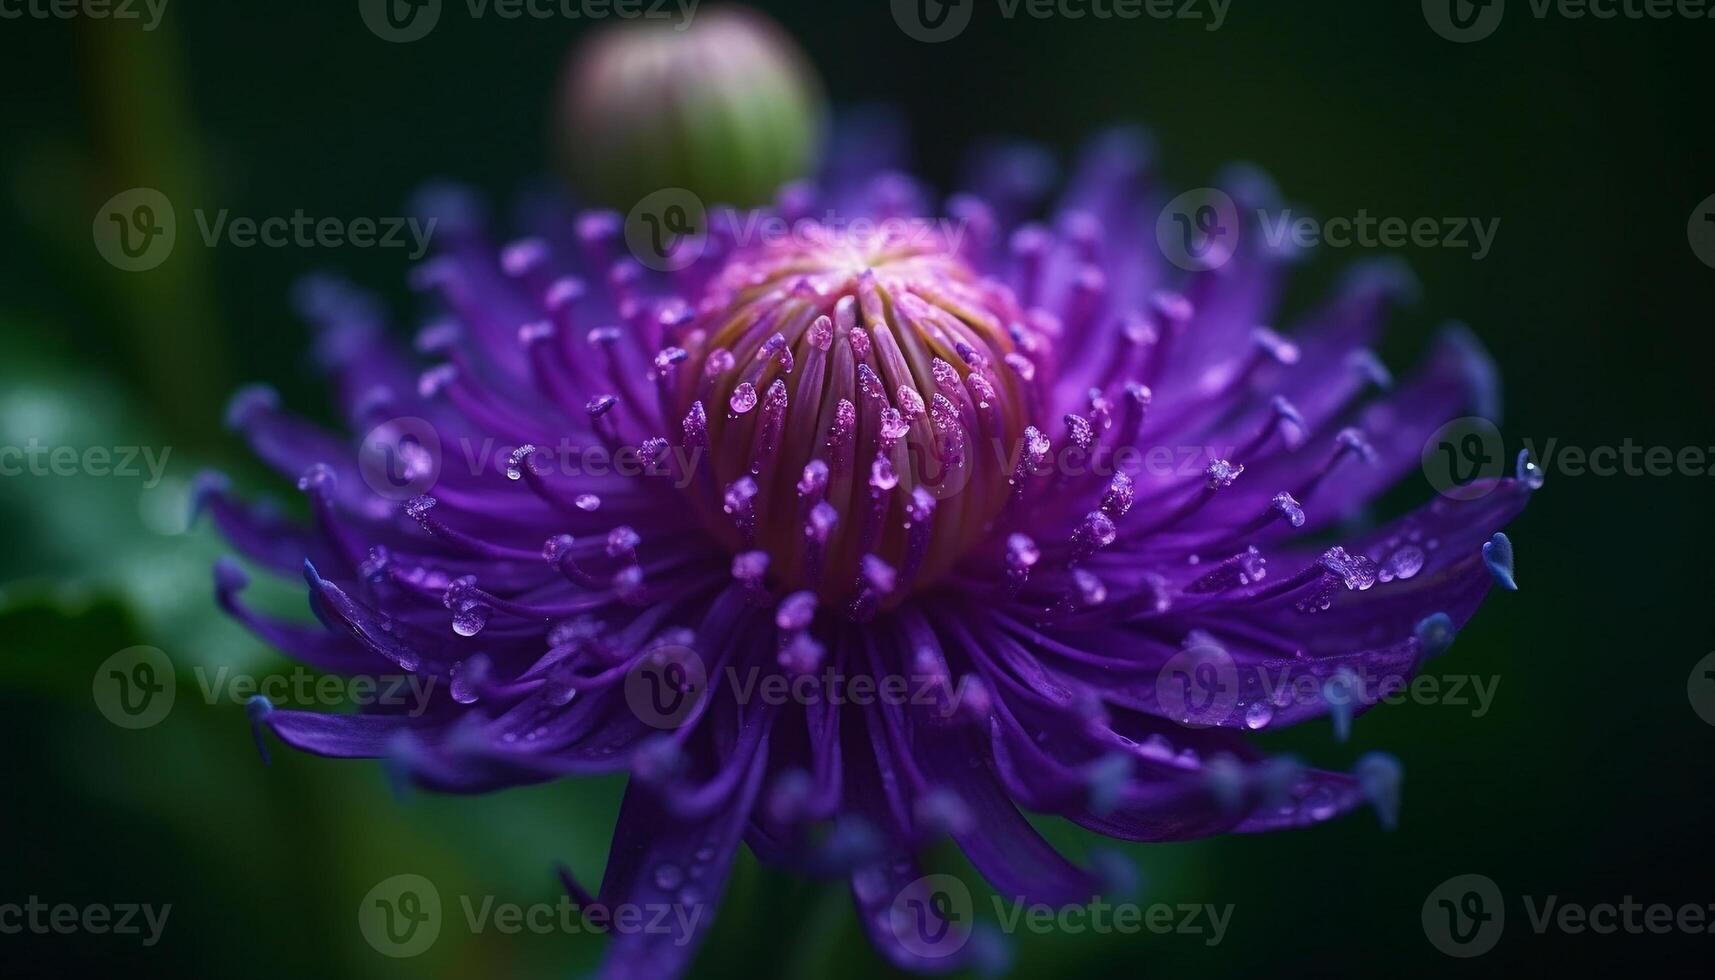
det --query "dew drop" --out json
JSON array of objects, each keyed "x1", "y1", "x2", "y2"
[
  {"x1": 1516, "y1": 449, "x2": 1545, "y2": 490},
  {"x1": 1415, "y1": 612, "x2": 1456, "y2": 658},
  {"x1": 1244, "y1": 701, "x2": 1274, "y2": 730},
  {"x1": 879, "y1": 407, "x2": 909, "y2": 442},
  {"x1": 776, "y1": 592, "x2": 818, "y2": 631},
  {"x1": 452, "y1": 602, "x2": 490, "y2": 637},
  {"x1": 1378, "y1": 545, "x2": 1424, "y2": 583},
  {"x1": 1006, "y1": 533, "x2": 1040, "y2": 570},
  {"x1": 1074, "y1": 568, "x2": 1107, "y2": 606},
  {"x1": 297, "y1": 463, "x2": 335, "y2": 492},
  {"x1": 869, "y1": 455, "x2": 899, "y2": 491},
  {"x1": 729, "y1": 382, "x2": 758, "y2": 415},
  {"x1": 1074, "y1": 511, "x2": 1117, "y2": 552},
  {"x1": 705, "y1": 348, "x2": 735, "y2": 378},
  {"x1": 1319, "y1": 546, "x2": 1378, "y2": 591},
  {"x1": 1305, "y1": 785, "x2": 1340, "y2": 821},
  {"x1": 505, "y1": 445, "x2": 536, "y2": 481},
  {"x1": 607, "y1": 525, "x2": 641, "y2": 556},
  {"x1": 806, "y1": 502, "x2": 838, "y2": 542},
  {"x1": 654, "y1": 347, "x2": 688, "y2": 372},
  {"x1": 653, "y1": 864, "x2": 684, "y2": 891}
]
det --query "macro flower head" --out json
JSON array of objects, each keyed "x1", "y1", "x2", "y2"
[{"x1": 200, "y1": 118, "x2": 1533, "y2": 977}]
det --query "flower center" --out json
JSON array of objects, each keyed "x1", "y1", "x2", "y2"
[{"x1": 664, "y1": 225, "x2": 1039, "y2": 610}]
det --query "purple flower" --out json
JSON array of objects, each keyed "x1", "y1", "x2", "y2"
[{"x1": 204, "y1": 123, "x2": 1531, "y2": 977}]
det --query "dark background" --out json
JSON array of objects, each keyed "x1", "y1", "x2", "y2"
[{"x1": 3, "y1": 1, "x2": 1712, "y2": 976}]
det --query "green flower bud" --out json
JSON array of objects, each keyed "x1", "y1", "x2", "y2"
[{"x1": 557, "y1": 6, "x2": 826, "y2": 209}]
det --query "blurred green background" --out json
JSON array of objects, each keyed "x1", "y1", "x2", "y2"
[{"x1": 3, "y1": 1, "x2": 1712, "y2": 977}]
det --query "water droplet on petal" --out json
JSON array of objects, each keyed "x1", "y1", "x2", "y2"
[
  {"x1": 729, "y1": 382, "x2": 758, "y2": 415},
  {"x1": 1415, "y1": 612, "x2": 1456, "y2": 658},
  {"x1": 1378, "y1": 545, "x2": 1424, "y2": 583},
  {"x1": 1074, "y1": 569, "x2": 1107, "y2": 606},
  {"x1": 880, "y1": 408, "x2": 909, "y2": 442},
  {"x1": 1006, "y1": 534, "x2": 1040, "y2": 570},
  {"x1": 505, "y1": 445, "x2": 537, "y2": 481},
  {"x1": 1304, "y1": 785, "x2": 1340, "y2": 821},
  {"x1": 654, "y1": 347, "x2": 688, "y2": 372},
  {"x1": 776, "y1": 591, "x2": 818, "y2": 631},
  {"x1": 1516, "y1": 449, "x2": 1545, "y2": 490},
  {"x1": 1319, "y1": 546, "x2": 1378, "y2": 591},
  {"x1": 705, "y1": 348, "x2": 736, "y2": 378},
  {"x1": 653, "y1": 864, "x2": 684, "y2": 891},
  {"x1": 607, "y1": 526, "x2": 641, "y2": 556},
  {"x1": 869, "y1": 455, "x2": 898, "y2": 490},
  {"x1": 452, "y1": 602, "x2": 490, "y2": 637}
]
